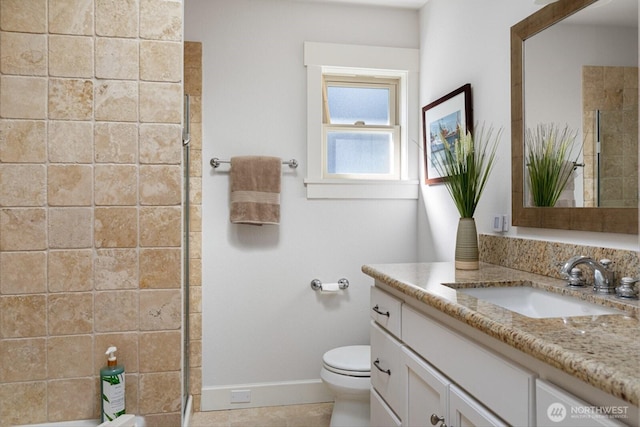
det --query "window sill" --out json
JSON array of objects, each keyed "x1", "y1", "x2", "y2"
[{"x1": 304, "y1": 179, "x2": 419, "y2": 199}]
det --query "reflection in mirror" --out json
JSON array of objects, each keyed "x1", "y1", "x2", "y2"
[
  {"x1": 523, "y1": 0, "x2": 638, "y2": 208},
  {"x1": 511, "y1": 0, "x2": 638, "y2": 233},
  {"x1": 524, "y1": 124, "x2": 582, "y2": 207}
]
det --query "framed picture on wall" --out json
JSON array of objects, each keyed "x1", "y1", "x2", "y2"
[{"x1": 422, "y1": 83, "x2": 473, "y2": 184}]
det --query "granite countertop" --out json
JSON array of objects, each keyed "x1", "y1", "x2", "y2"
[{"x1": 362, "y1": 262, "x2": 640, "y2": 407}]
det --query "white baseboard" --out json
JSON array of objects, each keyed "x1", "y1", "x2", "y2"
[{"x1": 200, "y1": 379, "x2": 333, "y2": 411}]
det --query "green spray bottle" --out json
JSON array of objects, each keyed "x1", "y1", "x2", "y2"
[{"x1": 100, "y1": 346, "x2": 126, "y2": 422}]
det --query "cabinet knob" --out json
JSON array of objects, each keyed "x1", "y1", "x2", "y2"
[{"x1": 430, "y1": 414, "x2": 447, "y2": 427}]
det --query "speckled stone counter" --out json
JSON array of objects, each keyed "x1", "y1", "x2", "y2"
[{"x1": 362, "y1": 262, "x2": 640, "y2": 407}]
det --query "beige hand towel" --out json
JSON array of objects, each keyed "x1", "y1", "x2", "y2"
[{"x1": 230, "y1": 156, "x2": 281, "y2": 225}]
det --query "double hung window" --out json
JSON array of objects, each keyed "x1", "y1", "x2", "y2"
[
  {"x1": 323, "y1": 75, "x2": 400, "y2": 180},
  {"x1": 304, "y1": 42, "x2": 419, "y2": 199}
]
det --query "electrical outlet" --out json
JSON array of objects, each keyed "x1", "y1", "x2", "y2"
[
  {"x1": 230, "y1": 389, "x2": 251, "y2": 403},
  {"x1": 492, "y1": 215, "x2": 502, "y2": 232}
]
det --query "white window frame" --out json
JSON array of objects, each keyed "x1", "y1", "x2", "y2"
[
  {"x1": 323, "y1": 75, "x2": 400, "y2": 180},
  {"x1": 304, "y1": 41, "x2": 420, "y2": 199}
]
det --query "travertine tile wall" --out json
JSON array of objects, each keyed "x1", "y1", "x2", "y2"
[
  {"x1": 0, "y1": 1, "x2": 185, "y2": 426},
  {"x1": 582, "y1": 65, "x2": 639, "y2": 208},
  {"x1": 184, "y1": 41, "x2": 203, "y2": 413}
]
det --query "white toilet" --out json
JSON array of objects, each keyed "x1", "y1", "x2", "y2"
[{"x1": 320, "y1": 345, "x2": 371, "y2": 427}]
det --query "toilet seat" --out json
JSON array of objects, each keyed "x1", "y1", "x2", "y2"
[{"x1": 322, "y1": 345, "x2": 370, "y2": 377}]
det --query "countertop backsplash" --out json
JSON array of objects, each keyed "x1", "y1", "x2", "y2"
[{"x1": 479, "y1": 234, "x2": 639, "y2": 282}]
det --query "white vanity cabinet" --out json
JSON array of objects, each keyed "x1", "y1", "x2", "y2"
[
  {"x1": 402, "y1": 346, "x2": 507, "y2": 427},
  {"x1": 536, "y1": 380, "x2": 626, "y2": 427},
  {"x1": 402, "y1": 304, "x2": 534, "y2": 426},
  {"x1": 370, "y1": 321, "x2": 403, "y2": 413},
  {"x1": 371, "y1": 388, "x2": 401, "y2": 427},
  {"x1": 402, "y1": 346, "x2": 448, "y2": 426},
  {"x1": 370, "y1": 287, "x2": 404, "y2": 426},
  {"x1": 370, "y1": 286, "x2": 402, "y2": 338},
  {"x1": 367, "y1": 265, "x2": 639, "y2": 427},
  {"x1": 370, "y1": 286, "x2": 529, "y2": 427},
  {"x1": 448, "y1": 384, "x2": 508, "y2": 427}
]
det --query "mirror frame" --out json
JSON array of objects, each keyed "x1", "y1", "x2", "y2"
[{"x1": 511, "y1": 0, "x2": 638, "y2": 234}]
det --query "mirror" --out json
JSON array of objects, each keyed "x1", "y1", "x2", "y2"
[{"x1": 511, "y1": 0, "x2": 638, "y2": 233}]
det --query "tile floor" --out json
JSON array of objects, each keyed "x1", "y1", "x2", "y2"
[{"x1": 190, "y1": 403, "x2": 333, "y2": 427}]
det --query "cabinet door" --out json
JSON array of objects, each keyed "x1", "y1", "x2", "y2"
[
  {"x1": 402, "y1": 305, "x2": 533, "y2": 426},
  {"x1": 371, "y1": 389, "x2": 401, "y2": 427},
  {"x1": 370, "y1": 286, "x2": 402, "y2": 338},
  {"x1": 371, "y1": 321, "x2": 403, "y2": 415},
  {"x1": 536, "y1": 380, "x2": 626, "y2": 427},
  {"x1": 449, "y1": 384, "x2": 507, "y2": 427},
  {"x1": 401, "y1": 347, "x2": 449, "y2": 427}
]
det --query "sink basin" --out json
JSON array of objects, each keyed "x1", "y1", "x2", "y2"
[{"x1": 457, "y1": 286, "x2": 625, "y2": 318}]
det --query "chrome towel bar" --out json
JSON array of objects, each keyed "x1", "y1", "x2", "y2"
[{"x1": 210, "y1": 157, "x2": 299, "y2": 169}]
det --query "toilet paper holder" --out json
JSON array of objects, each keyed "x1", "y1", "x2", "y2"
[{"x1": 310, "y1": 278, "x2": 349, "y2": 291}]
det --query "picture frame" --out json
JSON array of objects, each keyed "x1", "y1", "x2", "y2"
[{"x1": 422, "y1": 83, "x2": 473, "y2": 184}]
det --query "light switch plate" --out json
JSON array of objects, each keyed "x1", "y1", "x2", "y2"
[{"x1": 502, "y1": 214, "x2": 510, "y2": 232}]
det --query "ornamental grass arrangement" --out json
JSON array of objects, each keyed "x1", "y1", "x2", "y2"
[
  {"x1": 433, "y1": 124, "x2": 501, "y2": 270},
  {"x1": 525, "y1": 124, "x2": 581, "y2": 207},
  {"x1": 433, "y1": 124, "x2": 502, "y2": 219}
]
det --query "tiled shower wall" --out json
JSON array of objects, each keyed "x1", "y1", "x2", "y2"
[
  {"x1": 184, "y1": 41, "x2": 203, "y2": 413},
  {"x1": 0, "y1": 1, "x2": 184, "y2": 425},
  {"x1": 582, "y1": 65, "x2": 639, "y2": 208}
]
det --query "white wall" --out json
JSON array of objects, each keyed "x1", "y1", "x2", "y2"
[
  {"x1": 418, "y1": 0, "x2": 638, "y2": 259},
  {"x1": 526, "y1": 23, "x2": 637, "y2": 129},
  {"x1": 185, "y1": 0, "x2": 420, "y2": 408}
]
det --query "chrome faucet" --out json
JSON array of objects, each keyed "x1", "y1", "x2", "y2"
[{"x1": 560, "y1": 256, "x2": 616, "y2": 294}]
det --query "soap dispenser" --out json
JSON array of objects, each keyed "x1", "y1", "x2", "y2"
[{"x1": 100, "y1": 346, "x2": 126, "y2": 422}]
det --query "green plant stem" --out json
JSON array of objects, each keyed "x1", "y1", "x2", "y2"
[
  {"x1": 433, "y1": 124, "x2": 501, "y2": 218},
  {"x1": 525, "y1": 124, "x2": 581, "y2": 207}
]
